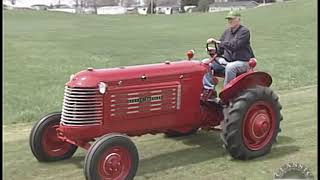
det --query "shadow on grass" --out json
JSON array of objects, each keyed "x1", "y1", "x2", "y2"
[
  {"x1": 64, "y1": 156, "x2": 85, "y2": 168},
  {"x1": 58, "y1": 134, "x2": 298, "y2": 175},
  {"x1": 276, "y1": 135, "x2": 296, "y2": 145},
  {"x1": 53, "y1": 131, "x2": 225, "y2": 174},
  {"x1": 137, "y1": 131, "x2": 227, "y2": 175}
]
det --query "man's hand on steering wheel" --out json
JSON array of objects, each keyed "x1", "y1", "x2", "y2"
[{"x1": 207, "y1": 38, "x2": 221, "y2": 44}]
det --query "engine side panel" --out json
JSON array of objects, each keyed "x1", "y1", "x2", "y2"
[
  {"x1": 108, "y1": 82, "x2": 180, "y2": 121},
  {"x1": 102, "y1": 73, "x2": 204, "y2": 134}
]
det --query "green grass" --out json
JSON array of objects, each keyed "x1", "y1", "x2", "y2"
[
  {"x1": 3, "y1": 0, "x2": 317, "y2": 125},
  {"x1": 3, "y1": 0, "x2": 318, "y2": 179},
  {"x1": 3, "y1": 85, "x2": 317, "y2": 180}
]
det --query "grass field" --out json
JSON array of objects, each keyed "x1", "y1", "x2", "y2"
[
  {"x1": 3, "y1": 0, "x2": 317, "y2": 179},
  {"x1": 3, "y1": 0, "x2": 317, "y2": 125},
  {"x1": 4, "y1": 86, "x2": 317, "y2": 180}
]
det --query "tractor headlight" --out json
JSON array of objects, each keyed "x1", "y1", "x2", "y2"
[
  {"x1": 69, "y1": 74, "x2": 75, "y2": 81},
  {"x1": 98, "y1": 82, "x2": 107, "y2": 94}
]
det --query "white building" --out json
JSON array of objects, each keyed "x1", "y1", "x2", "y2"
[
  {"x1": 137, "y1": 6, "x2": 148, "y2": 15},
  {"x1": 47, "y1": 4, "x2": 76, "y2": 13},
  {"x1": 97, "y1": 6, "x2": 127, "y2": 15},
  {"x1": 209, "y1": 1, "x2": 259, "y2": 13},
  {"x1": 3, "y1": 0, "x2": 75, "y2": 8},
  {"x1": 183, "y1": 5, "x2": 196, "y2": 12},
  {"x1": 155, "y1": 6, "x2": 179, "y2": 15}
]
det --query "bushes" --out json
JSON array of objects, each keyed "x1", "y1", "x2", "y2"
[{"x1": 197, "y1": 0, "x2": 214, "y2": 12}]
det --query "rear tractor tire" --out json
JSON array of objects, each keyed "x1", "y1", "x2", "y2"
[
  {"x1": 84, "y1": 134, "x2": 139, "y2": 180},
  {"x1": 29, "y1": 112, "x2": 78, "y2": 162},
  {"x1": 221, "y1": 86, "x2": 282, "y2": 160}
]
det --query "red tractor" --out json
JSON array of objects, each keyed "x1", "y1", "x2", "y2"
[{"x1": 30, "y1": 43, "x2": 282, "y2": 180}]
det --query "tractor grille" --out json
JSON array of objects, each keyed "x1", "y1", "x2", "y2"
[{"x1": 61, "y1": 86, "x2": 103, "y2": 126}]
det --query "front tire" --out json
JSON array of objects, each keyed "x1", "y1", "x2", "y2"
[
  {"x1": 29, "y1": 112, "x2": 78, "y2": 162},
  {"x1": 84, "y1": 134, "x2": 139, "y2": 180},
  {"x1": 221, "y1": 86, "x2": 282, "y2": 160}
]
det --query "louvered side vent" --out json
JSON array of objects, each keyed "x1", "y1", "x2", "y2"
[{"x1": 61, "y1": 86, "x2": 103, "y2": 126}]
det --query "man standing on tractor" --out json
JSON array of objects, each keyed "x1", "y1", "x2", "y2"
[{"x1": 203, "y1": 11, "x2": 255, "y2": 100}]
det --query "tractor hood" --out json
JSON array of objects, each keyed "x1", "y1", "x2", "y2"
[{"x1": 66, "y1": 60, "x2": 206, "y2": 88}]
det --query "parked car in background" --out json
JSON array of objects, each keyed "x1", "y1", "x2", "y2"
[
  {"x1": 31, "y1": 4, "x2": 49, "y2": 11},
  {"x1": 47, "y1": 4, "x2": 76, "y2": 13}
]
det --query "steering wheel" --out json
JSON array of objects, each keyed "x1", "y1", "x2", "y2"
[
  {"x1": 206, "y1": 42, "x2": 219, "y2": 53},
  {"x1": 205, "y1": 42, "x2": 219, "y2": 63},
  {"x1": 205, "y1": 41, "x2": 226, "y2": 67}
]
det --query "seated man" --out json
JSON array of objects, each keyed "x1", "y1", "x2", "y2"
[{"x1": 203, "y1": 11, "x2": 255, "y2": 100}]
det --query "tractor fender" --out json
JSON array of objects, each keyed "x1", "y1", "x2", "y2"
[{"x1": 219, "y1": 71, "x2": 272, "y2": 103}]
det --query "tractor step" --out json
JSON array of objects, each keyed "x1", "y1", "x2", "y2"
[{"x1": 207, "y1": 97, "x2": 226, "y2": 106}]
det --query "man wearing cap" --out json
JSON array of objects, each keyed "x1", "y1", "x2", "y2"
[{"x1": 203, "y1": 11, "x2": 255, "y2": 100}]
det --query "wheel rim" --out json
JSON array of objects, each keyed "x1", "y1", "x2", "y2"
[
  {"x1": 41, "y1": 124, "x2": 73, "y2": 157},
  {"x1": 98, "y1": 146, "x2": 132, "y2": 180},
  {"x1": 242, "y1": 101, "x2": 276, "y2": 151}
]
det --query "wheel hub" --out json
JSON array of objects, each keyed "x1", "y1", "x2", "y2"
[
  {"x1": 42, "y1": 124, "x2": 73, "y2": 156},
  {"x1": 251, "y1": 113, "x2": 271, "y2": 139},
  {"x1": 103, "y1": 153, "x2": 122, "y2": 177},
  {"x1": 99, "y1": 146, "x2": 131, "y2": 179},
  {"x1": 243, "y1": 101, "x2": 276, "y2": 151}
]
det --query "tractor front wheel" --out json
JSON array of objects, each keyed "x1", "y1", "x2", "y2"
[
  {"x1": 221, "y1": 86, "x2": 282, "y2": 160},
  {"x1": 29, "y1": 112, "x2": 78, "y2": 162},
  {"x1": 84, "y1": 134, "x2": 139, "y2": 180}
]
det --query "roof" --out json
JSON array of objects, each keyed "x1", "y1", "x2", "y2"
[
  {"x1": 209, "y1": 1, "x2": 259, "y2": 8},
  {"x1": 31, "y1": 4, "x2": 50, "y2": 7},
  {"x1": 156, "y1": 0, "x2": 180, "y2": 7},
  {"x1": 156, "y1": 5, "x2": 180, "y2": 8}
]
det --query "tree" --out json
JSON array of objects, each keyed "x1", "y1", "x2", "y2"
[
  {"x1": 146, "y1": 0, "x2": 156, "y2": 14},
  {"x1": 197, "y1": 0, "x2": 214, "y2": 12},
  {"x1": 121, "y1": 0, "x2": 139, "y2": 7},
  {"x1": 197, "y1": 0, "x2": 209, "y2": 12},
  {"x1": 180, "y1": 0, "x2": 187, "y2": 12}
]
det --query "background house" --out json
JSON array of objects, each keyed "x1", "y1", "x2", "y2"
[
  {"x1": 31, "y1": 4, "x2": 49, "y2": 10},
  {"x1": 155, "y1": 6, "x2": 180, "y2": 15},
  {"x1": 209, "y1": 1, "x2": 259, "y2": 12},
  {"x1": 183, "y1": 5, "x2": 197, "y2": 13},
  {"x1": 137, "y1": 6, "x2": 148, "y2": 14},
  {"x1": 47, "y1": 4, "x2": 76, "y2": 13},
  {"x1": 155, "y1": 0, "x2": 180, "y2": 14},
  {"x1": 96, "y1": 6, "x2": 127, "y2": 15}
]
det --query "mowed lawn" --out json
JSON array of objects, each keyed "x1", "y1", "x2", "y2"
[
  {"x1": 3, "y1": 86, "x2": 317, "y2": 180},
  {"x1": 3, "y1": 0, "x2": 317, "y2": 179},
  {"x1": 3, "y1": 0, "x2": 317, "y2": 125}
]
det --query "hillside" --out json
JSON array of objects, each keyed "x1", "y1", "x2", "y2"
[
  {"x1": 3, "y1": 0, "x2": 318, "y2": 179},
  {"x1": 3, "y1": 0, "x2": 317, "y2": 124}
]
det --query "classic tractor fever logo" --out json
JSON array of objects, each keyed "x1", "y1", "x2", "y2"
[{"x1": 273, "y1": 162, "x2": 314, "y2": 180}]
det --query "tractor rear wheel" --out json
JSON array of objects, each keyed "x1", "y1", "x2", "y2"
[
  {"x1": 29, "y1": 112, "x2": 78, "y2": 162},
  {"x1": 221, "y1": 86, "x2": 282, "y2": 160},
  {"x1": 84, "y1": 134, "x2": 139, "y2": 180},
  {"x1": 164, "y1": 128, "x2": 198, "y2": 138}
]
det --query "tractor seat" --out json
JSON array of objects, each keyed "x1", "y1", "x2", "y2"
[{"x1": 214, "y1": 71, "x2": 246, "y2": 78}]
